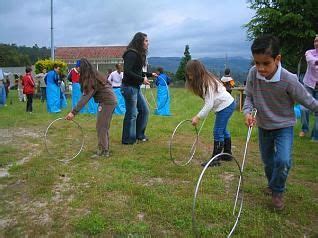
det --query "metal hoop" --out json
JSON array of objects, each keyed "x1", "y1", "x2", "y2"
[
  {"x1": 192, "y1": 153, "x2": 243, "y2": 238},
  {"x1": 44, "y1": 117, "x2": 84, "y2": 163},
  {"x1": 192, "y1": 109, "x2": 257, "y2": 237},
  {"x1": 169, "y1": 117, "x2": 208, "y2": 166},
  {"x1": 142, "y1": 77, "x2": 169, "y2": 110},
  {"x1": 169, "y1": 119, "x2": 199, "y2": 166}
]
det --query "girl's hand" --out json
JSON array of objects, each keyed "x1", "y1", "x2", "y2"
[
  {"x1": 244, "y1": 113, "x2": 256, "y2": 127},
  {"x1": 65, "y1": 112, "x2": 74, "y2": 120},
  {"x1": 191, "y1": 116, "x2": 200, "y2": 126},
  {"x1": 143, "y1": 76, "x2": 150, "y2": 85}
]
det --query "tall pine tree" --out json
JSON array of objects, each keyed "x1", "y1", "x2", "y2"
[{"x1": 175, "y1": 45, "x2": 191, "y2": 81}]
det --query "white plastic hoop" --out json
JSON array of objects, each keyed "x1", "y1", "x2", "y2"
[{"x1": 44, "y1": 117, "x2": 84, "y2": 163}]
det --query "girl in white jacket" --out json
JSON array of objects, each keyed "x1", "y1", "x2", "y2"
[{"x1": 185, "y1": 60, "x2": 236, "y2": 167}]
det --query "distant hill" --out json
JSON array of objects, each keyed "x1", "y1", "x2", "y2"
[{"x1": 148, "y1": 56, "x2": 252, "y2": 84}]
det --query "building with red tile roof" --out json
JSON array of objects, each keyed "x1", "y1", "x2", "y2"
[{"x1": 55, "y1": 46, "x2": 127, "y2": 73}]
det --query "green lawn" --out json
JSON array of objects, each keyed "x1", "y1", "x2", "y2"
[{"x1": 0, "y1": 88, "x2": 317, "y2": 237}]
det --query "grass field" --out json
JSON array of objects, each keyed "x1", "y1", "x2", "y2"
[{"x1": 0, "y1": 88, "x2": 317, "y2": 237}]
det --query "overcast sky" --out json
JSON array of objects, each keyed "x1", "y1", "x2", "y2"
[{"x1": 0, "y1": 0, "x2": 255, "y2": 58}]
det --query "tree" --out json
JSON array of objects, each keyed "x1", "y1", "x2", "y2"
[
  {"x1": 175, "y1": 45, "x2": 191, "y2": 81},
  {"x1": 0, "y1": 43, "x2": 50, "y2": 67},
  {"x1": 244, "y1": 0, "x2": 318, "y2": 73}
]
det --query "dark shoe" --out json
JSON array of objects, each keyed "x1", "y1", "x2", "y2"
[
  {"x1": 272, "y1": 193, "x2": 284, "y2": 210},
  {"x1": 137, "y1": 137, "x2": 149, "y2": 143},
  {"x1": 263, "y1": 187, "x2": 272, "y2": 196},
  {"x1": 122, "y1": 141, "x2": 135, "y2": 145},
  {"x1": 201, "y1": 141, "x2": 224, "y2": 167},
  {"x1": 221, "y1": 138, "x2": 233, "y2": 161},
  {"x1": 201, "y1": 160, "x2": 221, "y2": 167}
]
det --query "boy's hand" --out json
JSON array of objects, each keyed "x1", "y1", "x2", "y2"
[
  {"x1": 191, "y1": 115, "x2": 200, "y2": 126},
  {"x1": 244, "y1": 113, "x2": 256, "y2": 127}
]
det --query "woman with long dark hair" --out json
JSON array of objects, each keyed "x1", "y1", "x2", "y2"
[
  {"x1": 66, "y1": 58, "x2": 117, "y2": 158},
  {"x1": 121, "y1": 32, "x2": 157, "y2": 144}
]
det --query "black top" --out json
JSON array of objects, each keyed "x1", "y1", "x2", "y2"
[{"x1": 122, "y1": 49, "x2": 152, "y2": 87}]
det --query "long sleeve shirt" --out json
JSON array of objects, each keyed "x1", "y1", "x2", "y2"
[
  {"x1": 303, "y1": 49, "x2": 318, "y2": 89},
  {"x1": 22, "y1": 73, "x2": 35, "y2": 94},
  {"x1": 71, "y1": 76, "x2": 117, "y2": 115},
  {"x1": 197, "y1": 81, "x2": 234, "y2": 119},
  {"x1": 107, "y1": 70, "x2": 123, "y2": 87},
  {"x1": 68, "y1": 68, "x2": 80, "y2": 83},
  {"x1": 243, "y1": 66, "x2": 318, "y2": 130},
  {"x1": 122, "y1": 49, "x2": 152, "y2": 87}
]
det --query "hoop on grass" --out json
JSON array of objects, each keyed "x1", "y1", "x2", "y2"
[
  {"x1": 192, "y1": 153, "x2": 243, "y2": 238},
  {"x1": 44, "y1": 117, "x2": 84, "y2": 163},
  {"x1": 192, "y1": 108, "x2": 257, "y2": 237},
  {"x1": 169, "y1": 119, "x2": 199, "y2": 166}
]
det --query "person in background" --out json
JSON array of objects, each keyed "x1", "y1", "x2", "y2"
[
  {"x1": 220, "y1": 68, "x2": 235, "y2": 94},
  {"x1": 45, "y1": 64, "x2": 64, "y2": 113},
  {"x1": 4, "y1": 75, "x2": 10, "y2": 99},
  {"x1": 154, "y1": 67, "x2": 171, "y2": 116},
  {"x1": 17, "y1": 75, "x2": 26, "y2": 102},
  {"x1": 66, "y1": 58, "x2": 117, "y2": 158},
  {"x1": 22, "y1": 66, "x2": 35, "y2": 113},
  {"x1": 68, "y1": 60, "x2": 83, "y2": 111},
  {"x1": 185, "y1": 60, "x2": 236, "y2": 167},
  {"x1": 121, "y1": 32, "x2": 157, "y2": 144},
  {"x1": 108, "y1": 63, "x2": 126, "y2": 115},
  {"x1": 0, "y1": 68, "x2": 6, "y2": 107},
  {"x1": 243, "y1": 35, "x2": 318, "y2": 210},
  {"x1": 35, "y1": 68, "x2": 47, "y2": 102},
  {"x1": 299, "y1": 35, "x2": 318, "y2": 142}
]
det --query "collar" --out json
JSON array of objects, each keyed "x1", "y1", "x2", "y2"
[{"x1": 256, "y1": 63, "x2": 281, "y2": 83}]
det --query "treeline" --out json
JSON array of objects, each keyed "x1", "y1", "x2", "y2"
[{"x1": 0, "y1": 43, "x2": 50, "y2": 67}]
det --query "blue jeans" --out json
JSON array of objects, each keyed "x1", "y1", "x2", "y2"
[
  {"x1": 300, "y1": 85, "x2": 318, "y2": 140},
  {"x1": 40, "y1": 87, "x2": 46, "y2": 102},
  {"x1": 213, "y1": 101, "x2": 236, "y2": 141},
  {"x1": 258, "y1": 127, "x2": 293, "y2": 193},
  {"x1": 121, "y1": 85, "x2": 149, "y2": 144}
]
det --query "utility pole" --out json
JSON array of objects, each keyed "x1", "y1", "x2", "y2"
[{"x1": 50, "y1": 0, "x2": 54, "y2": 60}]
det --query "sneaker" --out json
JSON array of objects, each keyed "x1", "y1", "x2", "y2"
[
  {"x1": 90, "y1": 150, "x2": 109, "y2": 159},
  {"x1": 299, "y1": 131, "x2": 305, "y2": 137},
  {"x1": 137, "y1": 137, "x2": 149, "y2": 143},
  {"x1": 263, "y1": 187, "x2": 272, "y2": 196},
  {"x1": 102, "y1": 150, "x2": 110, "y2": 158},
  {"x1": 272, "y1": 193, "x2": 284, "y2": 210}
]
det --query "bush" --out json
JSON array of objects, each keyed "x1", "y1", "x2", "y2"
[{"x1": 34, "y1": 59, "x2": 68, "y2": 75}]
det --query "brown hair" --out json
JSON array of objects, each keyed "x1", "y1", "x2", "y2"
[
  {"x1": 185, "y1": 60, "x2": 220, "y2": 99},
  {"x1": 126, "y1": 32, "x2": 148, "y2": 66},
  {"x1": 79, "y1": 58, "x2": 106, "y2": 94}
]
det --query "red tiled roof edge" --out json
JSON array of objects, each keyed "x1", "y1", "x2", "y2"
[{"x1": 55, "y1": 46, "x2": 127, "y2": 59}]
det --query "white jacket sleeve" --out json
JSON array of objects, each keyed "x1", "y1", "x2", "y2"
[{"x1": 197, "y1": 87, "x2": 214, "y2": 119}]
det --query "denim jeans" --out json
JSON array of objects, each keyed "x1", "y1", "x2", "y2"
[
  {"x1": 121, "y1": 85, "x2": 149, "y2": 144},
  {"x1": 40, "y1": 87, "x2": 46, "y2": 102},
  {"x1": 258, "y1": 127, "x2": 293, "y2": 193},
  {"x1": 213, "y1": 101, "x2": 236, "y2": 141},
  {"x1": 300, "y1": 85, "x2": 318, "y2": 140}
]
